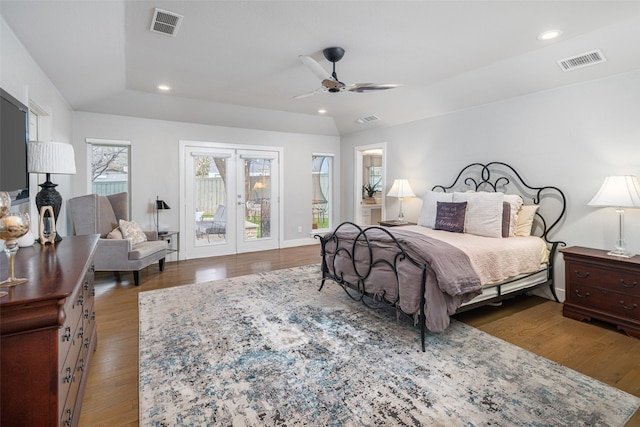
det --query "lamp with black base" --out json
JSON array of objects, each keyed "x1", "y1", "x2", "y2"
[
  {"x1": 28, "y1": 141, "x2": 76, "y2": 242},
  {"x1": 155, "y1": 196, "x2": 170, "y2": 235}
]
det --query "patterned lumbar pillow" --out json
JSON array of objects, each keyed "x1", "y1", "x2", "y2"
[
  {"x1": 434, "y1": 201, "x2": 467, "y2": 233},
  {"x1": 118, "y1": 219, "x2": 147, "y2": 244}
]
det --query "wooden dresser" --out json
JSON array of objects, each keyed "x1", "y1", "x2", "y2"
[
  {"x1": 1, "y1": 234, "x2": 99, "y2": 427},
  {"x1": 561, "y1": 246, "x2": 640, "y2": 338}
]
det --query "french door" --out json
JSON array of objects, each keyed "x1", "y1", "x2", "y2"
[{"x1": 181, "y1": 143, "x2": 280, "y2": 259}]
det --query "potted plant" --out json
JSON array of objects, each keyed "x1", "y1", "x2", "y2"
[{"x1": 363, "y1": 183, "x2": 377, "y2": 204}]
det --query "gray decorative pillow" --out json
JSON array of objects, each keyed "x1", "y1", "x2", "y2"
[
  {"x1": 107, "y1": 227, "x2": 123, "y2": 240},
  {"x1": 501, "y1": 202, "x2": 510, "y2": 238},
  {"x1": 434, "y1": 201, "x2": 467, "y2": 233}
]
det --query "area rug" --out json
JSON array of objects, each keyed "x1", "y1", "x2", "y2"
[{"x1": 139, "y1": 264, "x2": 639, "y2": 426}]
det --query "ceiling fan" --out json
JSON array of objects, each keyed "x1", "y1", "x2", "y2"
[{"x1": 295, "y1": 47, "x2": 402, "y2": 99}]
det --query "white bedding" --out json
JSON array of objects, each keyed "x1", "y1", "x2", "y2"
[{"x1": 399, "y1": 225, "x2": 549, "y2": 286}]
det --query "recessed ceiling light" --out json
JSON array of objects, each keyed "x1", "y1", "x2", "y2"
[
  {"x1": 318, "y1": 109, "x2": 327, "y2": 114},
  {"x1": 537, "y1": 30, "x2": 562, "y2": 41},
  {"x1": 157, "y1": 84, "x2": 171, "y2": 91}
]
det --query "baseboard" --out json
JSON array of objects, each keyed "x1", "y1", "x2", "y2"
[{"x1": 281, "y1": 237, "x2": 319, "y2": 248}]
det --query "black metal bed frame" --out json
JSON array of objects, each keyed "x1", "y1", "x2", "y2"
[{"x1": 317, "y1": 161, "x2": 567, "y2": 351}]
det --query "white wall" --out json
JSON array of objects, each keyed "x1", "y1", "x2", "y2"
[
  {"x1": 72, "y1": 111, "x2": 340, "y2": 247},
  {"x1": 1, "y1": 16, "x2": 75, "y2": 236},
  {"x1": 341, "y1": 70, "x2": 640, "y2": 299}
]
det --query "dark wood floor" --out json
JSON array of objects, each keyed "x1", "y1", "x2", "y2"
[{"x1": 79, "y1": 245, "x2": 640, "y2": 426}]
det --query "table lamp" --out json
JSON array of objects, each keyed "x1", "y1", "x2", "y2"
[
  {"x1": 387, "y1": 178, "x2": 415, "y2": 223},
  {"x1": 27, "y1": 141, "x2": 76, "y2": 242},
  {"x1": 588, "y1": 175, "x2": 640, "y2": 258},
  {"x1": 155, "y1": 196, "x2": 170, "y2": 235}
]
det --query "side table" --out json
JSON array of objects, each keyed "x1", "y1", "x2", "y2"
[
  {"x1": 379, "y1": 221, "x2": 417, "y2": 227},
  {"x1": 560, "y1": 246, "x2": 640, "y2": 338},
  {"x1": 158, "y1": 231, "x2": 180, "y2": 260}
]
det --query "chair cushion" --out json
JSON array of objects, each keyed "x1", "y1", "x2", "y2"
[{"x1": 129, "y1": 240, "x2": 167, "y2": 260}]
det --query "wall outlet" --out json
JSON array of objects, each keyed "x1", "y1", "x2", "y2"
[{"x1": 297, "y1": 226, "x2": 302, "y2": 233}]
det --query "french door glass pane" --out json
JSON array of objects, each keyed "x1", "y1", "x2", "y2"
[
  {"x1": 312, "y1": 155, "x2": 331, "y2": 230},
  {"x1": 194, "y1": 155, "x2": 227, "y2": 246},
  {"x1": 244, "y1": 158, "x2": 271, "y2": 240}
]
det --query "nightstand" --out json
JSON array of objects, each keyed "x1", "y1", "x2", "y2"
[
  {"x1": 158, "y1": 231, "x2": 179, "y2": 260},
  {"x1": 378, "y1": 221, "x2": 417, "y2": 227},
  {"x1": 560, "y1": 246, "x2": 640, "y2": 338}
]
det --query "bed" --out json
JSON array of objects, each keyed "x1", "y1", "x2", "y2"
[{"x1": 317, "y1": 162, "x2": 566, "y2": 351}]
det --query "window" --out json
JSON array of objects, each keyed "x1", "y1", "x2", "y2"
[
  {"x1": 86, "y1": 138, "x2": 131, "y2": 197},
  {"x1": 312, "y1": 155, "x2": 332, "y2": 231}
]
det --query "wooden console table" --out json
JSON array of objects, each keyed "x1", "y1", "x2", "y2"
[{"x1": 0, "y1": 234, "x2": 99, "y2": 427}]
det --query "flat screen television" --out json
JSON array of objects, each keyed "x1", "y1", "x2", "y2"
[{"x1": 0, "y1": 88, "x2": 30, "y2": 205}]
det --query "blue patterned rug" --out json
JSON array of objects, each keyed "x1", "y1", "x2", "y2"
[{"x1": 139, "y1": 264, "x2": 639, "y2": 426}]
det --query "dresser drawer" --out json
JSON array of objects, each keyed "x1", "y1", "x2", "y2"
[
  {"x1": 59, "y1": 353, "x2": 84, "y2": 427},
  {"x1": 58, "y1": 287, "x2": 84, "y2": 374},
  {"x1": 567, "y1": 283, "x2": 640, "y2": 320},
  {"x1": 566, "y1": 260, "x2": 640, "y2": 296},
  {"x1": 58, "y1": 327, "x2": 82, "y2": 419}
]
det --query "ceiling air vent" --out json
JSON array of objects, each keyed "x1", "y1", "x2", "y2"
[
  {"x1": 150, "y1": 8, "x2": 183, "y2": 36},
  {"x1": 356, "y1": 115, "x2": 381, "y2": 124},
  {"x1": 557, "y1": 49, "x2": 606, "y2": 72}
]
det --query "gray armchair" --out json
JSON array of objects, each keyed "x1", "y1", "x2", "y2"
[{"x1": 68, "y1": 192, "x2": 166, "y2": 286}]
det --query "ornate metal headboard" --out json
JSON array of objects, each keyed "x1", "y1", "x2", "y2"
[{"x1": 432, "y1": 161, "x2": 566, "y2": 248}]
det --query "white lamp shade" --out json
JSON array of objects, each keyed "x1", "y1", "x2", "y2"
[
  {"x1": 588, "y1": 175, "x2": 640, "y2": 208},
  {"x1": 27, "y1": 141, "x2": 76, "y2": 175},
  {"x1": 387, "y1": 179, "x2": 415, "y2": 198}
]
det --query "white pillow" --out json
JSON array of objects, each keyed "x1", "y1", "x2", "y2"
[
  {"x1": 515, "y1": 205, "x2": 539, "y2": 237},
  {"x1": 503, "y1": 194, "x2": 524, "y2": 237},
  {"x1": 417, "y1": 191, "x2": 454, "y2": 228},
  {"x1": 118, "y1": 219, "x2": 147, "y2": 245},
  {"x1": 452, "y1": 191, "x2": 504, "y2": 238}
]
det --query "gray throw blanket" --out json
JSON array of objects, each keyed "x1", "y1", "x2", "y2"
[{"x1": 323, "y1": 225, "x2": 482, "y2": 332}]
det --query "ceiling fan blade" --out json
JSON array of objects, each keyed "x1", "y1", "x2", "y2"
[
  {"x1": 298, "y1": 55, "x2": 332, "y2": 82},
  {"x1": 348, "y1": 83, "x2": 403, "y2": 93},
  {"x1": 293, "y1": 87, "x2": 327, "y2": 99}
]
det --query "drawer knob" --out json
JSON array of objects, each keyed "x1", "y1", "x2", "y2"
[
  {"x1": 620, "y1": 301, "x2": 638, "y2": 311},
  {"x1": 61, "y1": 326, "x2": 72, "y2": 342},
  {"x1": 63, "y1": 366, "x2": 72, "y2": 383},
  {"x1": 575, "y1": 290, "x2": 590, "y2": 298},
  {"x1": 620, "y1": 279, "x2": 638, "y2": 288},
  {"x1": 63, "y1": 408, "x2": 72, "y2": 426},
  {"x1": 574, "y1": 270, "x2": 589, "y2": 279}
]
